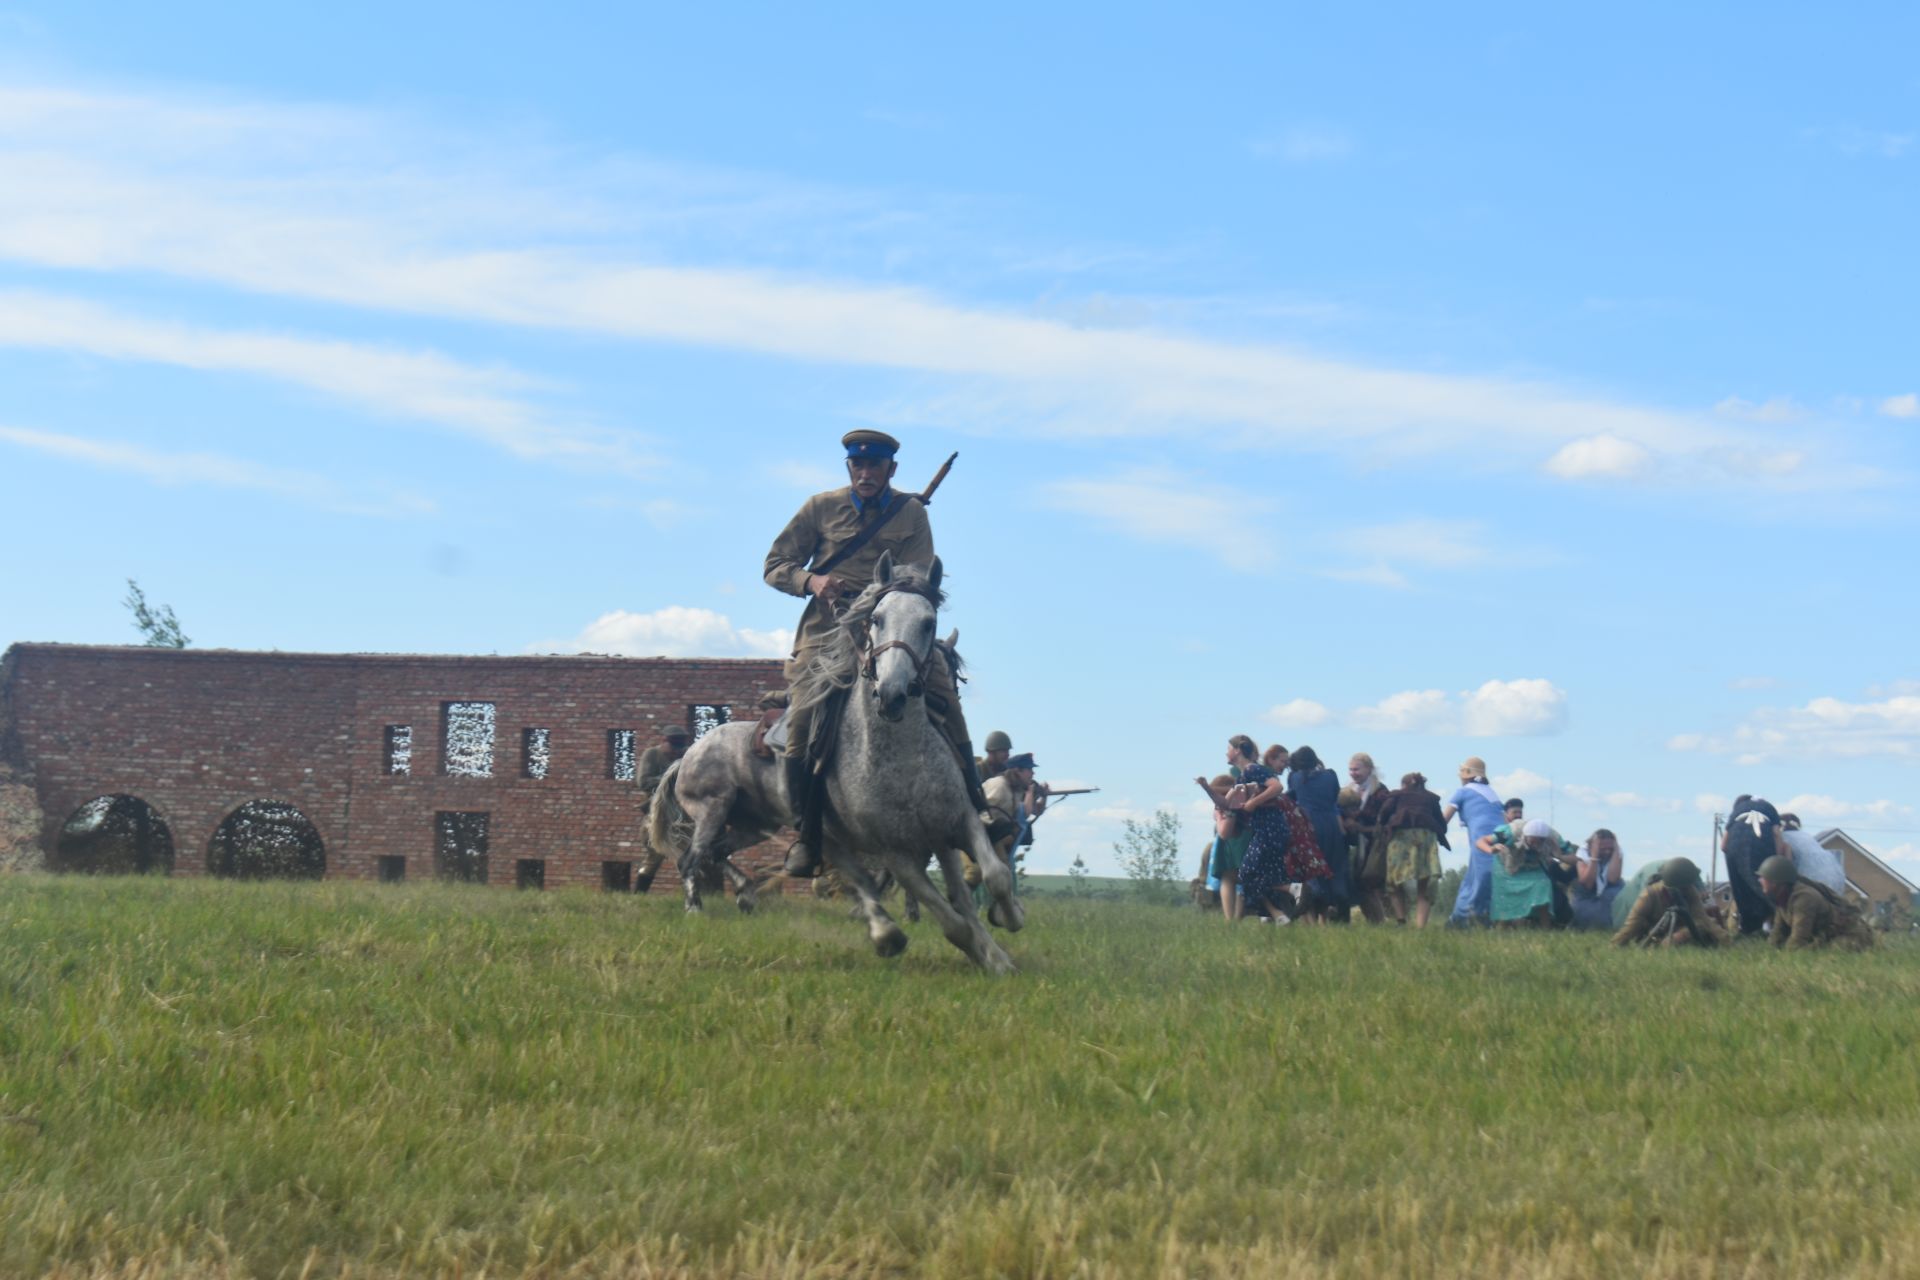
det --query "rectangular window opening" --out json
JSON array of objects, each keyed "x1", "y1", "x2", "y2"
[
  {"x1": 384, "y1": 725, "x2": 412, "y2": 776},
  {"x1": 377, "y1": 855, "x2": 406, "y2": 883},
  {"x1": 441, "y1": 702, "x2": 496, "y2": 777},
  {"x1": 434, "y1": 811, "x2": 490, "y2": 883},
  {"x1": 601, "y1": 860, "x2": 633, "y2": 892},
  {"x1": 607, "y1": 729, "x2": 636, "y2": 781},
  {"x1": 690, "y1": 704, "x2": 732, "y2": 739},
  {"x1": 516, "y1": 858, "x2": 545, "y2": 891},
  {"x1": 522, "y1": 727, "x2": 551, "y2": 779}
]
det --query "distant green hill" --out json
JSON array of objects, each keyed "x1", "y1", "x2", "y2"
[{"x1": 1021, "y1": 872, "x2": 1148, "y2": 896}]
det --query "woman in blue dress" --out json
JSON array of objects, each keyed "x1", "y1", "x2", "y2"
[
  {"x1": 1441, "y1": 757, "x2": 1505, "y2": 925},
  {"x1": 1287, "y1": 746, "x2": 1351, "y2": 921},
  {"x1": 1224, "y1": 735, "x2": 1294, "y2": 922}
]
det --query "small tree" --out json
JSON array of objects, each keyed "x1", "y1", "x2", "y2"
[
  {"x1": 1067, "y1": 853, "x2": 1090, "y2": 895},
  {"x1": 124, "y1": 579, "x2": 189, "y2": 648},
  {"x1": 1113, "y1": 809, "x2": 1182, "y2": 901}
]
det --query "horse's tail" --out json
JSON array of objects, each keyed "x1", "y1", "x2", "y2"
[{"x1": 647, "y1": 760, "x2": 687, "y2": 856}]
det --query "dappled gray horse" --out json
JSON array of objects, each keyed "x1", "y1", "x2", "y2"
[{"x1": 649, "y1": 554, "x2": 1021, "y2": 973}]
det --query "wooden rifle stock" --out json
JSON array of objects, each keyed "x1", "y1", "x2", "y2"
[{"x1": 918, "y1": 452, "x2": 959, "y2": 504}]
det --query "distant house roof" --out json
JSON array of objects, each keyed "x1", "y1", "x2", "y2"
[{"x1": 1815, "y1": 828, "x2": 1919, "y2": 898}]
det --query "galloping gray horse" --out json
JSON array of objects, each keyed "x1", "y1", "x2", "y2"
[{"x1": 649, "y1": 553, "x2": 1022, "y2": 972}]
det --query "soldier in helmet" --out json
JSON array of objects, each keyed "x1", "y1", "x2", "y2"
[
  {"x1": 1611, "y1": 857, "x2": 1729, "y2": 947},
  {"x1": 764, "y1": 429, "x2": 985, "y2": 877},
  {"x1": 631, "y1": 724, "x2": 692, "y2": 894},
  {"x1": 1759, "y1": 854, "x2": 1877, "y2": 951},
  {"x1": 978, "y1": 730, "x2": 1013, "y2": 781}
]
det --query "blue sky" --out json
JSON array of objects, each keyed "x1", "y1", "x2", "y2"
[{"x1": 3, "y1": 3, "x2": 1918, "y2": 881}]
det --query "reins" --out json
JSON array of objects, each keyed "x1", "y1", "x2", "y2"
[{"x1": 851, "y1": 582, "x2": 937, "y2": 699}]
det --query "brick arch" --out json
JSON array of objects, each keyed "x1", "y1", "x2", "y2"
[
  {"x1": 207, "y1": 799, "x2": 328, "y2": 880},
  {"x1": 50, "y1": 793, "x2": 177, "y2": 875}
]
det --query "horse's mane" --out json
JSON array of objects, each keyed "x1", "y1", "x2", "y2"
[{"x1": 791, "y1": 563, "x2": 947, "y2": 715}]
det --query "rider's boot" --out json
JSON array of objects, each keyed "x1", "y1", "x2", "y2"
[{"x1": 783, "y1": 751, "x2": 823, "y2": 877}]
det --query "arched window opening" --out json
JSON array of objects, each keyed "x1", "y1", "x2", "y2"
[
  {"x1": 208, "y1": 801, "x2": 326, "y2": 880},
  {"x1": 54, "y1": 795, "x2": 175, "y2": 874}
]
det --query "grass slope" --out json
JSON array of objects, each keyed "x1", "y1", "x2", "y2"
[{"x1": 1, "y1": 877, "x2": 1917, "y2": 1278}]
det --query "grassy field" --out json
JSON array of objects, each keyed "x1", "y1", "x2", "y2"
[{"x1": 2, "y1": 876, "x2": 1917, "y2": 1278}]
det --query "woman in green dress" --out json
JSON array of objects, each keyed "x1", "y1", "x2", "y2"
[{"x1": 1481, "y1": 817, "x2": 1576, "y2": 927}]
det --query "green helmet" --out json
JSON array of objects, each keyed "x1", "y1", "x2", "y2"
[
  {"x1": 984, "y1": 730, "x2": 1012, "y2": 752},
  {"x1": 1757, "y1": 854, "x2": 1799, "y2": 886},
  {"x1": 1659, "y1": 857, "x2": 1702, "y2": 891}
]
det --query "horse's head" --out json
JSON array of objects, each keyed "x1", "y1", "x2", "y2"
[{"x1": 859, "y1": 551, "x2": 943, "y2": 722}]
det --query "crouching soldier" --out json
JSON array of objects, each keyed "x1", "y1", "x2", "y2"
[
  {"x1": 972, "y1": 752, "x2": 1039, "y2": 888},
  {"x1": 1612, "y1": 857, "x2": 1729, "y2": 947},
  {"x1": 631, "y1": 724, "x2": 691, "y2": 894},
  {"x1": 1759, "y1": 855, "x2": 1877, "y2": 951}
]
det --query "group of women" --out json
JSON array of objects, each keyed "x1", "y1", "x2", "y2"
[{"x1": 1199, "y1": 741, "x2": 1626, "y2": 929}]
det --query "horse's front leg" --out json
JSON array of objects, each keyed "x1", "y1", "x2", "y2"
[
  {"x1": 822, "y1": 845, "x2": 909, "y2": 959},
  {"x1": 891, "y1": 853, "x2": 1015, "y2": 975}
]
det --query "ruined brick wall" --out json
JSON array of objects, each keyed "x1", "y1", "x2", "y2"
[{"x1": 1, "y1": 644, "x2": 786, "y2": 890}]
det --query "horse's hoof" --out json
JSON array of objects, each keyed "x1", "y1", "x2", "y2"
[
  {"x1": 736, "y1": 894, "x2": 756, "y2": 915},
  {"x1": 988, "y1": 898, "x2": 1026, "y2": 933},
  {"x1": 873, "y1": 925, "x2": 909, "y2": 958},
  {"x1": 684, "y1": 900, "x2": 703, "y2": 915},
  {"x1": 980, "y1": 944, "x2": 1017, "y2": 976}
]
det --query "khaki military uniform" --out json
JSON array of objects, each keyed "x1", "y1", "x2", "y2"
[
  {"x1": 763, "y1": 485, "x2": 971, "y2": 756},
  {"x1": 1612, "y1": 879, "x2": 1730, "y2": 947},
  {"x1": 1771, "y1": 881, "x2": 1877, "y2": 951},
  {"x1": 964, "y1": 774, "x2": 1028, "y2": 887}
]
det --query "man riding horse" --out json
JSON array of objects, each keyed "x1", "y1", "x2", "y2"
[{"x1": 763, "y1": 429, "x2": 988, "y2": 876}]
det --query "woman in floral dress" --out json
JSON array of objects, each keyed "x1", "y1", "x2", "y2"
[{"x1": 1224, "y1": 735, "x2": 1295, "y2": 922}]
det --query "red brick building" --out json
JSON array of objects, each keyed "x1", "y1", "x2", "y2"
[{"x1": 0, "y1": 643, "x2": 786, "y2": 890}]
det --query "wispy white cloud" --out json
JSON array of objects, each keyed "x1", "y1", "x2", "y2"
[
  {"x1": 0, "y1": 290, "x2": 659, "y2": 474},
  {"x1": 1715, "y1": 395, "x2": 1806, "y2": 424},
  {"x1": 1250, "y1": 125, "x2": 1354, "y2": 163},
  {"x1": 1880, "y1": 393, "x2": 1919, "y2": 419},
  {"x1": 1264, "y1": 698, "x2": 1332, "y2": 729},
  {"x1": 1670, "y1": 691, "x2": 1920, "y2": 763},
  {"x1": 1775, "y1": 794, "x2": 1915, "y2": 823},
  {"x1": 0, "y1": 422, "x2": 432, "y2": 516},
  {"x1": 1351, "y1": 689, "x2": 1455, "y2": 734},
  {"x1": 1039, "y1": 469, "x2": 1275, "y2": 570},
  {"x1": 1345, "y1": 519, "x2": 1496, "y2": 569},
  {"x1": 1544, "y1": 433, "x2": 1652, "y2": 480},
  {"x1": 1351, "y1": 679, "x2": 1569, "y2": 737},
  {"x1": 764, "y1": 459, "x2": 844, "y2": 491},
  {"x1": 1728, "y1": 675, "x2": 1779, "y2": 690},
  {"x1": 544, "y1": 605, "x2": 793, "y2": 658},
  {"x1": 1803, "y1": 125, "x2": 1915, "y2": 159},
  {"x1": 0, "y1": 81, "x2": 1869, "y2": 493}
]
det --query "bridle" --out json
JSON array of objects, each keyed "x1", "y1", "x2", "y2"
[{"x1": 852, "y1": 583, "x2": 935, "y2": 699}]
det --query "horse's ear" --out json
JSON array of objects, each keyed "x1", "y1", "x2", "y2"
[
  {"x1": 873, "y1": 550, "x2": 895, "y2": 585},
  {"x1": 944, "y1": 628, "x2": 959, "y2": 650},
  {"x1": 928, "y1": 556, "x2": 943, "y2": 594}
]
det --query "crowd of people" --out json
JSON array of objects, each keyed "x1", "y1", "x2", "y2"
[{"x1": 1194, "y1": 739, "x2": 1878, "y2": 950}]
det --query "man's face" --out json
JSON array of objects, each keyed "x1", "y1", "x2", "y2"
[
  {"x1": 1592, "y1": 835, "x2": 1618, "y2": 860},
  {"x1": 1505, "y1": 805, "x2": 1524, "y2": 826},
  {"x1": 666, "y1": 738, "x2": 688, "y2": 758},
  {"x1": 1007, "y1": 766, "x2": 1034, "y2": 790},
  {"x1": 1348, "y1": 758, "x2": 1370, "y2": 785},
  {"x1": 846, "y1": 456, "x2": 897, "y2": 500},
  {"x1": 986, "y1": 748, "x2": 1009, "y2": 768}
]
